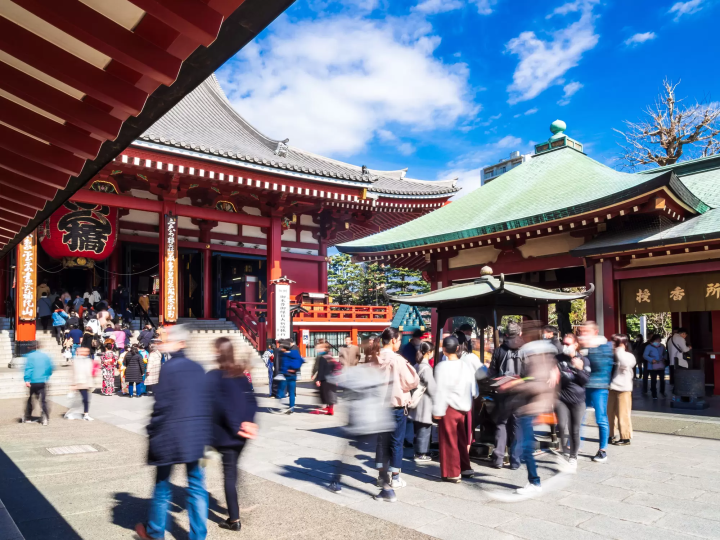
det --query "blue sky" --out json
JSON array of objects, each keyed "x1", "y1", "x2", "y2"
[{"x1": 217, "y1": 0, "x2": 719, "y2": 197}]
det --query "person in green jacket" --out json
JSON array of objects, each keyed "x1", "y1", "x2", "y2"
[{"x1": 23, "y1": 348, "x2": 54, "y2": 425}]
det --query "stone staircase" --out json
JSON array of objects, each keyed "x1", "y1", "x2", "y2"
[{"x1": 0, "y1": 318, "x2": 318, "y2": 399}]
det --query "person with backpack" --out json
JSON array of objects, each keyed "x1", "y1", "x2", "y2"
[
  {"x1": 643, "y1": 334, "x2": 667, "y2": 400},
  {"x1": 433, "y1": 335, "x2": 478, "y2": 482},
  {"x1": 487, "y1": 321, "x2": 524, "y2": 470},
  {"x1": 409, "y1": 341, "x2": 436, "y2": 462},
  {"x1": 311, "y1": 340, "x2": 339, "y2": 415},
  {"x1": 373, "y1": 327, "x2": 419, "y2": 501}
]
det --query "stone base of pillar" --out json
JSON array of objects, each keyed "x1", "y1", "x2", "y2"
[{"x1": 14, "y1": 340, "x2": 37, "y2": 359}]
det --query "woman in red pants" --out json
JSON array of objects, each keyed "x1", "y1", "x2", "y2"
[{"x1": 433, "y1": 335, "x2": 479, "y2": 482}]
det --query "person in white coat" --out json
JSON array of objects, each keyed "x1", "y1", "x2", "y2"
[
  {"x1": 72, "y1": 347, "x2": 95, "y2": 421},
  {"x1": 667, "y1": 328, "x2": 691, "y2": 386},
  {"x1": 608, "y1": 334, "x2": 636, "y2": 445}
]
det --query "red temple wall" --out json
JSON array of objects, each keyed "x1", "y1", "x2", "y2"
[{"x1": 283, "y1": 258, "x2": 327, "y2": 296}]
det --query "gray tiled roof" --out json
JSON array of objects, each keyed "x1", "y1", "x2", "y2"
[{"x1": 138, "y1": 76, "x2": 458, "y2": 197}]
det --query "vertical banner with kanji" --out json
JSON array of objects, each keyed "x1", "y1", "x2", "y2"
[
  {"x1": 164, "y1": 215, "x2": 178, "y2": 323},
  {"x1": 275, "y1": 283, "x2": 291, "y2": 340},
  {"x1": 17, "y1": 232, "x2": 37, "y2": 321}
]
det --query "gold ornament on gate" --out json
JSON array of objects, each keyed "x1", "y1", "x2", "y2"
[
  {"x1": 669, "y1": 286, "x2": 685, "y2": 301},
  {"x1": 636, "y1": 289, "x2": 651, "y2": 303}
]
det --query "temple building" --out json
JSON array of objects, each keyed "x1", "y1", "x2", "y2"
[
  {"x1": 4, "y1": 76, "x2": 457, "y2": 352},
  {"x1": 338, "y1": 120, "x2": 720, "y2": 395}
]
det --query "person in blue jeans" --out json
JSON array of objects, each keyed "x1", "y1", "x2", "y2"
[
  {"x1": 273, "y1": 340, "x2": 304, "y2": 415},
  {"x1": 578, "y1": 321, "x2": 613, "y2": 464},
  {"x1": 135, "y1": 325, "x2": 211, "y2": 540}
]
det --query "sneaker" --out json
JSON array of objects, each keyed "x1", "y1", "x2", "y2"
[
  {"x1": 653, "y1": 397, "x2": 658, "y2": 400},
  {"x1": 219, "y1": 519, "x2": 242, "y2": 532},
  {"x1": 516, "y1": 483, "x2": 542, "y2": 496},
  {"x1": 83, "y1": 414, "x2": 94, "y2": 422},
  {"x1": 42, "y1": 417, "x2": 48, "y2": 426},
  {"x1": 443, "y1": 476, "x2": 461, "y2": 483},
  {"x1": 309, "y1": 409, "x2": 327, "y2": 415},
  {"x1": 373, "y1": 489, "x2": 397, "y2": 503},
  {"x1": 283, "y1": 408, "x2": 294, "y2": 415},
  {"x1": 376, "y1": 476, "x2": 384, "y2": 488},
  {"x1": 615, "y1": 439, "x2": 631, "y2": 446},
  {"x1": 390, "y1": 476, "x2": 406, "y2": 489},
  {"x1": 567, "y1": 458, "x2": 578, "y2": 472},
  {"x1": 461, "y1": 469, "x2": 475, "y2": 478},
  {"x1": 592, "y1": 450, "x2": 608, "y2": 463},
  {"x1": 328, "y1": 481, "x2": 342, "y2": 493},
  {"x1": 414, "y1": 454, "x2": 431, "y2": 463},
  {"x1": 20, "y1": 417, "x2": 29, "y2": 424}
]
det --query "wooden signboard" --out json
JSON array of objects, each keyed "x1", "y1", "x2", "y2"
[
  {"x1": 17, "y1": 232, "x2": 36, "y2": 322},
  {"x1": 164, "y1": 215, "x2": 179, "y2": 323}
]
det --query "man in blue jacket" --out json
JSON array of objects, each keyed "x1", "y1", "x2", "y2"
[
  {"x1": 578, "y1": 321, "x2": 613, "y2": 464},
  {"x1": 135, "y1": 325, "x2": 211, "y2": 540},
  {"x1": 273, "y1": 339, "x2": 304, "y2": 415},
  {"x1": 23, "y1": 346, "x2": 54, "y2": 425}
]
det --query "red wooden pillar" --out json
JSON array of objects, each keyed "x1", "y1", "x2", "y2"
[
  {"x1": 585, "y1": 264, "x2": 596, "y2": 325},
  {"x1": 108, "y1": 244, "x2": 120, "y2": 297},
  {"x1": 538, "y1": 304, "x2": 549, "y2": 325},
  {"x1": 351, "y1": 327, "x2": 359, "y2": 346},
  {"x1": 203, "y1": 248, "x2": 212, "y2": 318},
  {"x1": 0, "y1": 255, "x2": 7, "y2": 317},
  {"x1": 600, "y1": 260, "x2": 617, "y2": 339},
  {"x1": 318, "y1": 238, "x2": 328, "y2": 293},
  {"x1": 159, "y1": 199, "x2": 177, "y2": 325},
  {"x1": 266, "y1": 216, "x2": 283, "y2": 341}
]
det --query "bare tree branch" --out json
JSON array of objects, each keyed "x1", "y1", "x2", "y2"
[{"x1": 615, "y1": 79, "x2": 720, "y2": 170}]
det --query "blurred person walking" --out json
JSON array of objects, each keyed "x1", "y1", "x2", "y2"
[
  {"x1": 643, "y1": 334, "x2": 667, "y2": 400},
  {"x1": 608, "y1": 334, "x2": 636, "y2": 446},
  {"x1": 38, "y1": 292, "x2": 53, "y2": 330},
  {"x1": 339, "y1": 335, "x2": 361, "y2": 367},
  {"x1": 433, "y1": 335, "x2": 478, "y2": 482},
  {"x1": 100, "y1": 338, "x2": 118, "y2": 396},
  {"x1": 487, "y1": 322, "x2": 524, "y2": 469},
  {"x1": 207, "y1": 337, "x2": 258, "y2": 532},
  {"x1": 144, "y1": 343, "x2": 162, "y2": 395},
  {"x1": 72, "y1": 347, "x2": 95, "y2": 421},
  {"x1": 124, "y1": 345, "x2": 145, "y2": 398},
  {"x1": 311, "y1": 341, "x2": 338, "y2": 415},
  {"x1": 578, "y1": 321, "x2": 613, "y2": 463},
  {"x1": 409, "y1": 342, "x2": 436, "y2": 462},
  {"x1": 501, "y1": 324, "x2": 558, "y2": 496},
  {"x1": 22, "y1": 345, "x2": 54, "y2": 424},
  {"x1": 555, "y1": 333, "x2": 589, "y2": 471},
  {"x1": 374, "y1": 327, "x2": 418, "y2": 500},
  {"x1": 135, "y1": 325, "x2": 211, "y2": 540}
]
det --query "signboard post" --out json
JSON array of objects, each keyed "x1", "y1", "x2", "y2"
[
  {"x1": 164, "y1": 215, "x2": 179, "y2": 323},
  {"x1": 275, "y1": 283, "x2": 291, "y2": 340}
]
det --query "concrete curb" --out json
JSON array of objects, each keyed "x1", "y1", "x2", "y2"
[{"x1": 0, "y1": 497, "x2": 24, "y2": 540}]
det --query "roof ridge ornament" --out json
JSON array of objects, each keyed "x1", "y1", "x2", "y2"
[
  {"x1": 361, "y1": 165, "x2": 378, "y2": 182},
  {"x1": 274, "y1": 139, "x2": 289, "y2": 158}
]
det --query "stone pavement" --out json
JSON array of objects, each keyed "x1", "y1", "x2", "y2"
[{"x1": 2, "y1": 386, "x2": 720, "y2": 540}]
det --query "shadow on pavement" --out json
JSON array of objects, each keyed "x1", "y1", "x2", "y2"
[{"x1": 0, "y1": 447, "x2": 82, "y2": 540}]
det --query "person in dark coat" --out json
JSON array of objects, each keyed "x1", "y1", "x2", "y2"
[
  {"x1": 123, "y1": 345, "x2": 145, "y2": 398},
  {"x1": 139, "y1": 324, "x2": 155, "y2": 349},
  {"x1": 311, "y1": 341, "x2": 337, "y2": 415},
  {"x1": 136, "y1": 325, "x2": 211, "y2": 540},
  {"x1": 207, "y1": 337, "x2": 258, "y2": 532}
]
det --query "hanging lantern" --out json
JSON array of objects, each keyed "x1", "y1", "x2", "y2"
[{"x1": 39, "y1": 200, "x2": 118, "y2": 268}]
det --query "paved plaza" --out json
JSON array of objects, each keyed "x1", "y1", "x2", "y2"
[{"x1": 1, "y1": 386, "x2": 720, "y2": 540}]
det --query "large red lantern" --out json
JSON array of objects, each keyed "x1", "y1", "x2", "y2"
[{"x1": 39, "y1": 200, "x2": 118, "y2": 268}]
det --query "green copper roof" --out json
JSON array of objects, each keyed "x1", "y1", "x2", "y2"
[
  {"x1": 338, "y1": 146, "x2": 708, "y2": 254},
  {"x1": 391, "y1": 274, "x2": 594, "y2": 307}
]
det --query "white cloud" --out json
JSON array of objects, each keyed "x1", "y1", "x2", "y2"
[
  {"x1": 624, "y1": 31, "x2": 657, "y2": 46},
  {"x1": 451, "y1": 134, "x2": 524, "y2": 168},
  {"x1": 376, "y1": 129, "x2": 417, "y2": 155},
  {"x1": 217, "y1": 16, "x2": 474, "y2": 156},
  {"x1": 506, "y1": 0, "x2": 599, "y2": 104},
  {"x1": 471, "y1": 0, "x2": 499, "y2": 15},
  {"x1": 479, "y1": 113, "x2": 502, "y2": 126},
  {"x1": 513, "y1": 107, "x2": 539, "y2": 118},
  {"x1": 444, "y1": 167, "x2": 483, "y2": 198},
  {"x1": 546, "y1": 1, "x2": 582, "y2": 18},
  {"x1": 414, "y1": 0, "x2": 463, "y2": 14},
  {"x1": 669, "y1": 0, "x2": 704, "y2": 20},
  {"x1": 558, "y1": 81, "x2": 583, "y2": 105}
]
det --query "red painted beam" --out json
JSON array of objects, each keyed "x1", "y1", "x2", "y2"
[
  {"x1": 0, "y1": 96, "x2": 101, "y2": 160},
  {"x1": 614, "y1": 260, "x2": 720, "y2": 280},
  {"x1": 174, "y1": 204, "x2": 271, "y2": 228},
  {"x1": 0, "y1": 170, "x2": 56, "y2": 201},
  {"x1": 14, "y1": 0, "x2": 182, "y2": 86},
  {"x1": 0, "y1": 218, "x2": 22, "y2": 234},
  {"x1": 0, "y1": 210, "x2": 29, "y2": 228},
  {"x1": 207, "y1": 0, "x2": 246, "y2": 17},
  {"x1": 71, "y1": 190, "x2": 163, "y2": 213},
  {"x1": 0, "y1": 198, "x2": 37, "y2": 219},
  {"x1": 0, "y1": 123, "x2": 85, "y2": 176},
  {"x1": 0, "y1": 148, "x2": 70, "y2": 189},
  {"x1": 127, "y1": 0, "x2": 224, "y2": 46},
  {"x1": 0, "y1": 63, "x2": 121, "y2": 141},
  {"x1": 0, "y1": 18, "x2": 147, "y2": 115},
  {"x1": 0, "y1": 184, "x2": 47, "y2": 210}
]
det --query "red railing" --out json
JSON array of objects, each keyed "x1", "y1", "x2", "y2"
[
  {"x1": 227, "y1": 302, "x2": 266, "y2": 350},
  {"x1": 294, "y1": 304, "x2": 393, "y2": 323}
]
